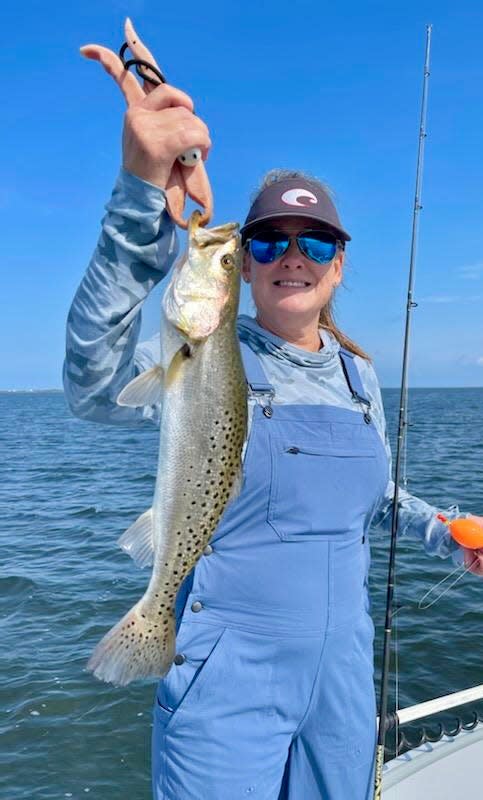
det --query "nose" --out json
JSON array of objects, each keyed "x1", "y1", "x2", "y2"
[{"x1": 280, "y1": 238, "x2": 304, "y2": 269}]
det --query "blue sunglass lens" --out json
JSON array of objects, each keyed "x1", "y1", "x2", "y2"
[
  {"x1": 249, "y1": 235, "x2": 289, "y2": 263},
  {"x1": 249, "y1": 232, "x2": 337, "y2": 264},
  {"x1": 299, "y1": 235, "x2": 337, "y2": 264}
]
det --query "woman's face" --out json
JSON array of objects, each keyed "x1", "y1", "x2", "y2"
[{"x1": 241, "y1": 216, "x2": 344, "y2": 332}]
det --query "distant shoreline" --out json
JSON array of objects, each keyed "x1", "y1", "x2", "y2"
[
  {"x1": 0, "y1": 387, "x2": 482, "y2": 393},
  {"x1": 0, "y1": 389, "x2": 64, "y2": 394}
]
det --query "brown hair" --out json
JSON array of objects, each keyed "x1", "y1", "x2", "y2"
[{"x1": 251, "y1": 169, "x2": 371, "y2": 362}]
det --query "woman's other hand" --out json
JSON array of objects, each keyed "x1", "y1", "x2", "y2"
[{"x1": 462, "y1": 514, "x2": 483, "y2": 576}]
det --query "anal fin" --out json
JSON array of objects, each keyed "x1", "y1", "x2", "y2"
[{"x1": 117, "y1": 509, "x2": 154, "y2": 568}]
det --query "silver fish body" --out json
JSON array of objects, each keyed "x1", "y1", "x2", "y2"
[{"x1": 87, "y1": 214, "x2": 247, "y2": 686}]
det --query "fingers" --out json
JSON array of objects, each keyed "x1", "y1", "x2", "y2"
[
  {"x1": 463, "y1": 547, "x2": 483, "y2": 575},
  {"x1": 163, "y1": 107, "x2": 211, "y2": 152},
  {"x1": 165, "y1": 160, "x2": 213, "y2": 229},
  {"x1": 124, "y1": 17, "x2": 163, "y2": 95},
  {"x1": 125, "y1": 105, "x2": 211, "y2": 156},
  {"x1": 165, "y1": 163, "x2": 187, "y2": 227},
  {"x1": 80, "y1": 44, "x2": 145, "y2": 107},
  {"x1": 183, "y1": 162, "x2": 213, "y2": 227},
  {"x1": 140, "y1": 83, "x2": 194, "y2": 113}
]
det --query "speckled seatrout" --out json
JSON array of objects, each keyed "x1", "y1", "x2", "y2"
[{"x1": 87, "y1": 212, "x2": 247, "y2": 686}]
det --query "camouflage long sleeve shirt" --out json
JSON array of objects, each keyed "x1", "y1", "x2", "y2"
[{"x1": 63, "y1": 167, "x2": 466, "y2": 565}]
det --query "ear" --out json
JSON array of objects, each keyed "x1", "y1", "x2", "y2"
[
  {"x1": 332, "y1": 249, "x2": 345, "y2": 288},
  {"x1": 241, "y1": 251, "x2": 251, "y2": 283}
]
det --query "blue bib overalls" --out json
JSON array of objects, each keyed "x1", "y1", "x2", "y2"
[{"x1": 152, "y1": 343, "x2": 389, "y2": 800}]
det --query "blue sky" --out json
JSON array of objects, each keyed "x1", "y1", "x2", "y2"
[{"x1": 3, "y1": 0, "x2": 483, "y2": 388}]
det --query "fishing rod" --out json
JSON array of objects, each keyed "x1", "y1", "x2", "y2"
[{"x1": 372, "y1": 24, "x2": 433, "y2": 799}]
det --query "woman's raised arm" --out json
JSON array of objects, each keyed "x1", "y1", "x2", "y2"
[{"x1": 63, "y1": 169, "x2": 177, "y2": 425}]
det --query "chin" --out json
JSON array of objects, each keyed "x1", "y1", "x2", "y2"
[{"x1": 272, "y1": 296, "x2": 316, "y2": 314}]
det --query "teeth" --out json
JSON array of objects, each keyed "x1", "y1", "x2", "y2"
[{"x1": 275, "y1": 281, "x2": 309, "y2": 287}]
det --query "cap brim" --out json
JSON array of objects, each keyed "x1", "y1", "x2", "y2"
[{"x1": 240, "y1": 211, "x2": 351, "y2": 243}]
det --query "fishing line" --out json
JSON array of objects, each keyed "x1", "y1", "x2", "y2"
[
  {"x1": 417, "y1": 557, "x2": 478, "y2": 610},
  {"x1": 389, "y1": 556, "x2": 478, "y2": 619}
]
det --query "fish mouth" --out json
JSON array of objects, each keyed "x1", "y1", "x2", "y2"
[
  {"x1": 273, "y1": 280, "x2": 311, "y2": 288},
  {"x1": 190, "y1": 213, "x2": 239, "y2": 247}
]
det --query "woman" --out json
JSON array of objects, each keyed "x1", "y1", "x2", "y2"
[{"x1": 63, "y1": 78, "x2": 483, "y2": 800}]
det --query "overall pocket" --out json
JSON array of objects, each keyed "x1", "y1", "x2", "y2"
[
  {"x1": 153, "y1": 623, "x2": 228, "y2": 731},
  {"x1": 268, "y1": 439, "x2": 379, "y2": 541}
]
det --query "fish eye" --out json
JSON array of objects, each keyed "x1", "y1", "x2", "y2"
[{"x1": 221, "y1": 254, "x2": 234, "y2": 270}]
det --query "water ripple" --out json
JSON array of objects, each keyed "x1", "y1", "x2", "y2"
[{"x1": 0, "y1": 389, "x2": 482, "y2": 799}]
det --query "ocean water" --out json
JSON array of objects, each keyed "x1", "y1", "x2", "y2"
[{"x1": 1, "y1": 389, "x2": 482, "y2": 799}]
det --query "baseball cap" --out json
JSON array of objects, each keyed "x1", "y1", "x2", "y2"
[{"x1": 240, "y1": 177, "x2": 351, "y2": 244}]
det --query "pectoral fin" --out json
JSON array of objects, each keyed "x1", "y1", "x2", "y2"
[{"x1": 117, "y1": 366, "x2": 164, "y2": 407}]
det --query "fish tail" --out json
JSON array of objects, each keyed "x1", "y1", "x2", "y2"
[{"x1": 87, "y1": 600, "x2": 176, "y2": 686}]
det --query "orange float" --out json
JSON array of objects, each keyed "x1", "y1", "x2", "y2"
[{"x1": 437, "y1": 514, "x2": 483, "y2": 550}]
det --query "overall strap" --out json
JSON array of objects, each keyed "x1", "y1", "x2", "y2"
[
  {"x1": 239, "y1": 342, "x2": 275, "y2": 418},
  {"x1": 239, "y1": 342, "x2": 274, "y2": 394},
  {"x1": 338, "y1": 348, "x2": 372, "y2": 421}
]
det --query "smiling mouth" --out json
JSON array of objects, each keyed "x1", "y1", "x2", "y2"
[{"x1": 273, "y1": 280, "x2": 311, "y2": 288}]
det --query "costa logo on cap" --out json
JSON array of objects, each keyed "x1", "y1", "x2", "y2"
[{"x1": 280, "y1": 188, "x2": 318, "y2": 207}]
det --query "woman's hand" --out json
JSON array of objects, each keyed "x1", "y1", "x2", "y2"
[
  {"x1": 79, "y1": 18, "x2": 213, "y2": 228},
  {"x1": 462, "y1": 514, "x2": 483, "y2": 576},
  {"x1": 121, "y1": 84, "x2": 211, "y2": 192}
]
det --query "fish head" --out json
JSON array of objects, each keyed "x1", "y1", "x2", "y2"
[{"x1": 164, "y1": 212, "x2": 242, "y2": 341}]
